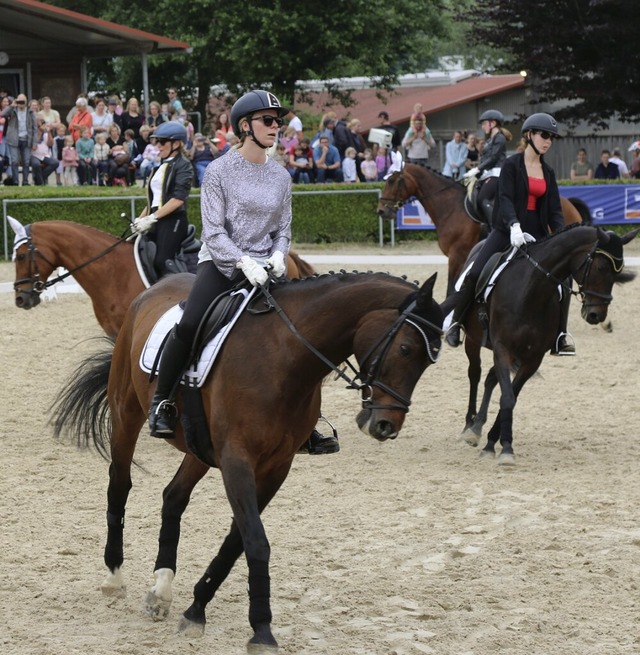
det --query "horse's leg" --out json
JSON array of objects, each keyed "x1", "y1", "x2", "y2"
[
  {"x1": 462, "y1": 336, "x2": 482, "y2": 445},
  {"x1": 144, "y1": 454, "x2": 210, "y2": 620},
  {"x1": 495, "y1": 358, "x2": 542, "y2": 466},
  {"x1": 178, "y1": 456, "x2": 292, "y2": 649},
  {"x1": 471, "y1": 365, "x2": 498, "y2": 437},
  {"x1": 101, "y1": 411, "x2": 145, "y2": 597}
]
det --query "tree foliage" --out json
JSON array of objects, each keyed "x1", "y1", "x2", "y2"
[
  {"x1": 47, "y1": 0, "x2": 450, "y2": 118},
  {"x1": 462, "y1": 0, "x2": 640, "y2": 127}
]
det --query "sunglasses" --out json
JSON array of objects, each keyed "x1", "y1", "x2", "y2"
[
  {"x1": 16, "y1": 100, "x2": 26, "y2": 105},
  {"x1": 251, "y1": 115, "x2": 284, "y2": 128},
  {"x1": 156, "y1": 138, "x2": 172, "y2": 145},
  {"x1": 535, "y1": 130, "x2": 556, "y2": 141}
]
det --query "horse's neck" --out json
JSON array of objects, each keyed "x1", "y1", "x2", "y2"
[
  {"x1": 408, "y1": 167, "x2": 464, "y2": 225},
  {"x1": 536, "y1": 228, "x2": 595, "y2": 280}
]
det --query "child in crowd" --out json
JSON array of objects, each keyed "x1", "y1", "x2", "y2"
[
  {"x1": 62, "y1": 135, "x2": 79, "y2": 185},
  {"x1": 342, "y1": 146, "x2": 358, "y2": 182},
  {"x1": 76, "y1": 126, "x2": 97, "y2": 185},
  {"x1": 361, "y1": 148, "x2": 378, "y2": 182},
  {"x1": 53, "y1": 124, "x2": 67, "y2": 186},
  {"x1": 271, "y1": 143, "x2": 289, "y2": 168},
  {"x1": 291, "y1": 143, "x2": 311, "y2": 183},
  {"x1": 140, "y1": 135, "x2": 161, "y2": 185},
  {"x1": 411, "y1": 102, "x2": 427, "y2": 131},
  {"x1": 376, "y1": 146, "x2": 388, "y2": 180},
  {"x1": 94, "y1": 132, "x2": 111, "y2": 186}
]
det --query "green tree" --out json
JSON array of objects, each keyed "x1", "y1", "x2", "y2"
[
  {"x1": 47, "y1": 0, "x2": 451, "y2": 119},
  {"x1": 462, "y1": 0, "x2": 640, "y2": 127}
]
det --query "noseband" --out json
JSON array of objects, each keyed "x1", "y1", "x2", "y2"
[{"x1": 257, "y1": 282, "x2": 443, "y2": 414}]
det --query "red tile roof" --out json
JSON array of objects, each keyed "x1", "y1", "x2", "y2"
[{"x1": 295, "y1": 74, "x2": 526, "y2": 131}]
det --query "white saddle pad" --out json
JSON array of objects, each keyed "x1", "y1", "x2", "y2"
[{"x1": 139, "y1": 287, "x2": 256, "y2": 388}]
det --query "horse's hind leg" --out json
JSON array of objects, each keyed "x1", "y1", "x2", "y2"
[
  {"x1": 145, "y1": 454, "x2": 209, "y2": 620},
  {"x1": 462, "y1": 337, "x2": 482, "y2": 444},
  {"x1": 471, "y1": 366, "x2": 498, "y2": 437}
]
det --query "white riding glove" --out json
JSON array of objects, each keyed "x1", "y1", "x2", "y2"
[
  {"x1": 133, "y1": 213, "x2": 157, "y2": 234},
  {"x1": 265, "y1": 251, "x2": 286, "y2": 278},
  {"x1": 236, "y1": 255, "x2": 269, "y2": 287},
  {"x1": 510, "y1": 223, "x2": 536, "y2": 248},
  {"x1": 463, "y1": 166, "x2": 480, "y2": 179}
]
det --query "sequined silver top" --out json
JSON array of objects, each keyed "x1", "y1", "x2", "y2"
[{"x1": 198, "y1": 148, "x2": 292, "y2": 278}]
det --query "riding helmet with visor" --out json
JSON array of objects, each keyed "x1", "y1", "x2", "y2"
[
  {"x1": 522, "y1": 113, "x2": 561, "y2": 138},
  {"x1": 478, "y1": 109, "x2": 504, "y2": 125},
  {"x1": 153, "y1": 121, "x2": 187, "y2": 142},
  {"x1": 230, "y1": 90, "x2": 289, "y2": 146}
]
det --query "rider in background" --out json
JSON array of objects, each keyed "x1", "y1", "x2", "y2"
[
  {"x1": 142, "y1": 89, "x2": 340, "y2": 454},
  {"x1": 133, "y1": 121, "x2": 193, "y2": 278},
  {"x1": 464, "y1": 109, "x2": 511, "y2": 217},
  {"x1": 446, "y1": 112, "x2": 575, "y2": 356}
]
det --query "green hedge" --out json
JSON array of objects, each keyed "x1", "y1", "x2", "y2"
[{"x1": 1, "y1": 182, "x2": 438, "y2": 259}]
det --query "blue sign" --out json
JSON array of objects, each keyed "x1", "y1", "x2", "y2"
[{"x1": 559, "y1": 184, "x2": 640, "y2": 224}]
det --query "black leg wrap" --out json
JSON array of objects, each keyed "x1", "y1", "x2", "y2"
[{"x1": 248, "y1": 560, "x2": 272, "y2": 629}]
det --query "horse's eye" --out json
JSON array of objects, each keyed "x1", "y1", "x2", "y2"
[
  {"x1": 16, "y1": 253, "x2": 25, "y2": 262},
  {"x1": 399, "y1": 344, "x2": 411, "y2": 357}
]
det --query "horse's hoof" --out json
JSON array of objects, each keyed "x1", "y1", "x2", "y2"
[
  {"x1": 498, "y1": 452, "x2": 516, "y2": 466},
  {"x1": 248, "y1": 623, "x2": 278, "y2": 652},
  {"x1": 478, "y1": 449, "x2": 495, "y2": 460},
  {"x1": 145, "y1": 590, "x2": 171, "y2": 621},
  {"x1": 461, "y1": 431, "x2": 479, "y2": 447},
  {"x1": 144, "y1": 568, "x2": 174, "y2": 621},
  {"x1": 176, "y1": 615, "x2": 205, "y2": 638},
  {"x1": 101, "y1": 569, "x2": 126, "y2": 598}
]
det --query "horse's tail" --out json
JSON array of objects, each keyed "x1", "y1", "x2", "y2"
[
  {"x1": 288, "y1": 250, "x2": 316, "y2": 278},
  {"x1": 50, "y1": 337, "x2": 114, "y2": 461},
  {"x1": 568, "y1": 197, "x2": 592, "y2": 225}
]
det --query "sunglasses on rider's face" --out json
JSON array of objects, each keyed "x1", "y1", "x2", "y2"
[
  {"x1": 535, "y1": 130, "x2": 555, "y2": 141},
  {"x1": 156, "y1": 138, "x2": 172, "y2": 145},
  {"x1": 251, "y1": 115, "x2": 284, "y2": 128}
]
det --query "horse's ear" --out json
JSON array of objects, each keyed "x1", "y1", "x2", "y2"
[
  {"x1": 621, "y1": 228, "x2": 640, "y2": 245},
  {"x1": 596, "y1": 226, "x2": 611, "y2": 244},
  {"x1": 417, "y1": 273, "x2": 437, "y2": 304},
  {"x1": 7, "y1": 215, "x2": 27, "y2": 241}
]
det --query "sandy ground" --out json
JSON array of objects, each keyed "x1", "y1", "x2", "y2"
[{"x1": 1, "y1": 242, "x2": 640, "y2": 655}]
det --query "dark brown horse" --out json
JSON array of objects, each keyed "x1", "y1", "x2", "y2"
[
  {"x1": 442, "y1": 225, "x2": 638, "y2": 465},
  {"x1": 52, "y1": 271, "x2": 443, "y2": 650},
  {"x1": 8, "y1": 217, "x2": 315, "y2": 338},
  {"x1": 378, "y1": 164, "x2": 591, "y2": 296}
]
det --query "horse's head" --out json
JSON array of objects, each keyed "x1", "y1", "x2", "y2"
[
  {"x1": 354, "y1": 273, "x2": 443, "y2": 441},
  {"x1": 377, "y1": 169, "x2": 414, "y2": 220},
  {"x1": 578, "y1": 227, "x2": 639, "y2": 324},
  {"x1": 8, "y1": 217, "x2": 54, "y2": 310}
]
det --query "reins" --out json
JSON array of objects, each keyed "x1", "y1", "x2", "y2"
[
  {"x1": 255, "y1": 279, "x2": 443, "y2": 412},
  {"x1": 14, "y1": 224, "x2": 133, "y2": 293},
  {"x1": 379, "y1": 168, "x2": 454, "y2": 210}
]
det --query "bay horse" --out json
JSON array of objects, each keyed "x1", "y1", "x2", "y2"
[
  {"x1": 8, "y1": 217, "x2": 316, "y2": 338},
  {"x1": 378, "y1": 164, "x2": 591, "y2": 296},
  {"x1": 442, "y1": 225, "x2": 638, "y2": 465},
  {"x1": 51, "y1": 270, "x2": 443, "y2": 650}
]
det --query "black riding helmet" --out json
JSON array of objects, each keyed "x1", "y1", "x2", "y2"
[
  {"x1": 478, "y1": 109, "x2": 504, "y2": 125},
  {"x1": 230, "y1": 90, "x2": 289, "y2": 149},
  {"x1": 522, "y1": 112, "x2": 561, "y2": 155}
]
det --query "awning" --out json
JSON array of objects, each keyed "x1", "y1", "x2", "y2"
[{"x1": 0, "y1": 0, "x2": 191, "y2": 58}]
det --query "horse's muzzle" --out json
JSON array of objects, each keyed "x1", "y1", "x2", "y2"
[
  {"x1": 581, "y1": 304, "x2": 607, "y2": 325},
  {"x1": 377, "y1": 206, "x2": 396, "y2": 221},
  {"x1": 15, "y1": 291, "x2": 41, "y2": 309},
  {"x1": 356, "y1": 408, "x2": 400, "y2": 441}
]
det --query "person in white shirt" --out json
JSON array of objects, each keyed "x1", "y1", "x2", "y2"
[
  {"x1": 342, "y1": 146, "x2": 358, "y2": 182},
  {"x1": 609, "y1": 147, "x2": 629, "y2": 178}
]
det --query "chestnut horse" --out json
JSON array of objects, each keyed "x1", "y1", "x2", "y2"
[
  {"x1": 441, "y1": 225, "x2": 638, "y2": 465},
  {"x1": 8, "y1": 217, "x2": 315, "y2": 338},
  {"x1": 51, "y1": 271, "x2": 443, "y2": 650},
  {"x1": 378, "y1": 164, "x2": 591, "y2": 296}
]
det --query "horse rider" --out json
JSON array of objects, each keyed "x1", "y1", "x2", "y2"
[
  {"x1": 463, "y1": 109, "x2": 511, "y2": 223},
  {"x1": 446, "y1": 112, "x2": 576, "y2": 356},
  {"x1": 136, "y1": 89, "x2": 340, "y2": 454},
  {"x1": 134, "y1": 121, "x2": 194, "y2": 278}
]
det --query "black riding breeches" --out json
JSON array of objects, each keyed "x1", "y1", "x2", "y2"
[
  {"x1": 477, "y1": 176, "x2": 498, "y2": 207},
  {"x1": 468, "y1": 228, "x2": 511, "y2": 281},
  {"x1": 175, "y1": 260, "x2": 236, "y2": 343},
  {"x1": 147, "y1": 213, "x2": 188, "y2": 276}
]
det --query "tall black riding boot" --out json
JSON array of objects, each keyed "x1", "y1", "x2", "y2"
[
  {"x1": 148, "y1": 325, "x2": 192, "y2": 438},
  {"x1": 445, "y1": 276, "x2": 477, "y2": 348},
  {"x1": 551, "y1": 280, "x2": 576, "y2": 356}
]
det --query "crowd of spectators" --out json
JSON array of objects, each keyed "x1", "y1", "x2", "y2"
[{"x1": 4, "y1": 87, "x2": 640, "y2": 188}]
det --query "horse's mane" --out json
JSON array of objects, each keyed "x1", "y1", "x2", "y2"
[
  {"x1": 273, "y1": 269, "x2": 420, "y2": 289},
  {"x1": 41, "y1": 220, "x2": 120, "y2": 241}
]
